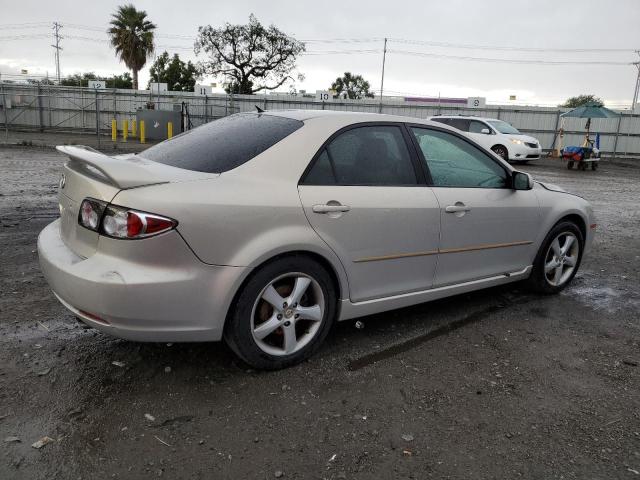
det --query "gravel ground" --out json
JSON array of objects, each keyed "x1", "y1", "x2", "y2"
[{"x1": 1, "y1": 147, "x2": 639, "y2": 479}]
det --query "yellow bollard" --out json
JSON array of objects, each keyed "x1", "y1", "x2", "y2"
[
  {"x1": 131, "y1": 119, "x2": 137, "y2": 137},
  {"x1": 122, "y1": 119, "x2": 128, "y2": 142},
  {"x1": 111, "y1": 119, "x2": 117, "y2": 142},
  {"x1": 140, "y1": 120, "x2": 145, "y2": 144},
  {"x1": 167, "y1": 121, "x2": 173, "y2": 139}
]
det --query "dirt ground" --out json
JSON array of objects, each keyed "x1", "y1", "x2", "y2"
[{"x1": 1, "y1": 146, "x2": 639, "y2": 480}]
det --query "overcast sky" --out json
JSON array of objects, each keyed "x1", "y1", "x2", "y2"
[{"x1": 1, "y1": 0, "x2": 638, "y2": 107}]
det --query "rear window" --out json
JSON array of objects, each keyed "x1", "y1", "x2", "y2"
[{"x1": 139, "y1": 113, "x2": 303, "y2": 173}]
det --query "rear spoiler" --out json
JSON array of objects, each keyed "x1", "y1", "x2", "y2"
[{"x1": 56, "y1": 145, "x2": 166, "y2": 189}]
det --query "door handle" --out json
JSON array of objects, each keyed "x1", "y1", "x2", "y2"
[
  {"x1": 312, "y1": 203, "x2": 351, "y2": 214},
  {"x1": 445, "y1": 202, "x2": 471, "y2": 216},
  {"x1": 445, "y1": 205, "x2": 471, "y2": 213}
]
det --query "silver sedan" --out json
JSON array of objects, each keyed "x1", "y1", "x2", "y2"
[{"x1": 38, "y1": 110, "x2": 595, "y2": 369}]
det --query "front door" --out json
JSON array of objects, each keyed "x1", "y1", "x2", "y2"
[
  {"x1": 298, "y1": 124, "x2": 440, "y2": 302},
  {"x1": 409, "y1": 126, "x2": 541, "y2": 287}
]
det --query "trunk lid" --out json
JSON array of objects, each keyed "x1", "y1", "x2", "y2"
[{"x1": 56, "y1": 145, "x2": 217, "y2": 258}]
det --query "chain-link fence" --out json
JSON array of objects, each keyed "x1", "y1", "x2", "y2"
[{"x1": 2, "y1": 83, "x2": 639, "y2": 157}]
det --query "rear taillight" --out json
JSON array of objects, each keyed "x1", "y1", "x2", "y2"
[
  {"x1": 78, "y1": 198, "x2": 177, "y2": 239},
  {"x1": 78, "y1": 198, "x2": 106, "y2": 232}
]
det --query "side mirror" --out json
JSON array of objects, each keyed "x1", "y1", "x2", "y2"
[
  {"x1": 481, "y1": 128, "x2": 491, "y2": 134},
  {"x1": 512, "y1": 171, "x2": 533, "y2": 190}
]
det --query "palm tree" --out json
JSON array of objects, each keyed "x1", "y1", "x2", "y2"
[{"x1": 107, "y1": 4, "x2": 156, "y2": 90}]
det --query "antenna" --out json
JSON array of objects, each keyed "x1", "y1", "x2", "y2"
[{"x1": 51, "y1": 22, "x2": 63, "y2": 84}]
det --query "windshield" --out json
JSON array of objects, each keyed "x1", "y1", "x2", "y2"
[
  {"x1": 139, "y1": 113, "x2": 303, "y2": 173},
  {"x1": 487, "y1": 120, "x2": 521, "y2": 135}
]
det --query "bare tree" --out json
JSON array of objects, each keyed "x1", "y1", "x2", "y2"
[{"x1": 195, "y1": 14, "x2": 305, "y2": 94}]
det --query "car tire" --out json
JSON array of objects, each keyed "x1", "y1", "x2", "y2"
[
  {"x1": 567, "y1": 161, "x2": 574, "y2": 170},
  {"x1": 492, "y1": 145, "x2": 509, "y2": 161},
  {"x1": 526, "y1": 221, "x2": 584, "y2": 294},
  {"x1": 224, "y1": 255, "x2": 337, "y2": 370}
]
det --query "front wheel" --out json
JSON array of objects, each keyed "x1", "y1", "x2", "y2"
[
  {"x1": 491, "y1": 145, "x2": 509, "y2": 161},
  {"x1": 526, "y1": 221, "x2": 584, "y2": 294},
  {"x1": 224, "y1": 256, "x2": 337, "y2": 370}
]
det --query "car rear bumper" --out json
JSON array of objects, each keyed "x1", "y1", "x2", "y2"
[{"x1": 38, "y1": 219, "x2": 247, "y2": 342}]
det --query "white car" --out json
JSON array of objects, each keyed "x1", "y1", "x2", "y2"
[{"x1": 430, "y1": 116, "x2": 542, "y2": 163}]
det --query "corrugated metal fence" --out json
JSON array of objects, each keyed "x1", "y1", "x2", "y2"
[{"x1": 1, "y1": 83, "x2": 639, "y2": 157}]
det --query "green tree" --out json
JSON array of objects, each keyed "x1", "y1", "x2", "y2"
[
  {"x1": 59, "y1": 72, "x2": 132, "y2": 88},
  {"x1": 195, "y1": 14, "x2": 305, "y2": 94},
  {"x1": 562, "y1": 94, "x2": 604, "y2": 108},
  {"x1": 107, "y1": 4, "x2": 156, "y2": 90},
  {"x1": 331, "y1": 72, "x2": 374, "y2": 99},
  {"x1": 107, "y1": 72, "x2": 133, "y2": 89},
  {"x1": 60, "y1": 72, "x2": 99, "y2": 87},
  {"x1": 148, "y1": 52, "x2": 199, "y2": 92}
]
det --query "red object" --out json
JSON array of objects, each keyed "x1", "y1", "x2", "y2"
[{"x1": 127, "y1": 212, "x2": 145, "y2": 237}]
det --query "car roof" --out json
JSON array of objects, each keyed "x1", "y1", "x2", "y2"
[
  {"x1": 431, "y1": 115, "x2": 503, "y2": 122},
  {"x1": 244, "y1": 109, "x2": 442, "y2": 127}
]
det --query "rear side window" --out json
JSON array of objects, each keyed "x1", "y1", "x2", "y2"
[
  {"x1": 140, "y1": 114, "x2": 303, "y2": 173},
  {"x1": 447, "y1": 118, "x2": 470, "y2": 132},
  {"x1": 303, "y1": 125, "x2": 417, "y2": 186},
  {"x1": 431, "y1": 118, "x2": 450, "y2": 126}
]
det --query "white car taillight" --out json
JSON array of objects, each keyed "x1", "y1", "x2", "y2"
[{"x1": 78, "y1": 198, "x2": 177, "y2": 239}]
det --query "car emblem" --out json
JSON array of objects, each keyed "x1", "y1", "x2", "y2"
[{"x1": 59, "y1": 173, "x2": 66, "y2": 189}]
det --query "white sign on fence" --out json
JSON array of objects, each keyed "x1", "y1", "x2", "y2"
[
  {"x1": 194, "y1": 84, "x2": 212, "y2": 96},
  {"x1": 467, "y1": 97, "x2": 486, "y2": 108},
  {"x1": 88, "y1": 80, "x2": 106, "y2": 90},
  {"x1": 316, "y1": 90, "x2": 332, "y2": 102},
  {"x1": 150, "y1": 82, "x2": 168, "y2": 93}
]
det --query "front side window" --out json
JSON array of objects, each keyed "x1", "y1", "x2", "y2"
[
  {"x1": 304, "y1": 125, "x2": 417, "y2": 186},
  {"x1": 469, "y1": 120, "x2": 490, "y2": 134},
  {"x1": 487, "y1": 120, "x2": 521, "y2": 134},
  {"x1": 411, "y1": 127, "x2": 507, "y2": 188}
]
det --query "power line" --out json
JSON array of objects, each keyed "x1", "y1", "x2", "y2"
[
  {"x1": 389, "y1": 37, "x2": 637, "y2": 53},
  {"x1": 0, "y1": 33, "x2": 51, "y2": 40},
  {"x1": 390, "y1": 49, "x2": 633, "y2": 66}
]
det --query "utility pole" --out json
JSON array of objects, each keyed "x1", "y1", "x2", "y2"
[
  {"x1": 378, "y1": 37, "x2": 387, "y2": 113},
  {"x1": 52, "y1": 22, "x2": 63, "y2": 84}
]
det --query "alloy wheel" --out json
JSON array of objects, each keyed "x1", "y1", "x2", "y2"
[
  {"x1": 251, "y1": 273, "x2": 325, "y2": 356},
  {"x1": 544, "y1": 232, "x2": 580, "y2": 287}
]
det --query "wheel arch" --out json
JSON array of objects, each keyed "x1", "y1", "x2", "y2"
[
  {"x1": 223, "y1": 249, "x2": 347, "y2": 332},
  {"x1": 554, "y1": 213, "x2": 587, "y2": 241}
]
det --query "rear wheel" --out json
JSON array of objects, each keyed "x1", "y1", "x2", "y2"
[
  {"x1": 526, "y1": 221, "x2": 583, "y2": 294},
  {"x1": 492, "y1": 145, "x2": 509, "y2": 161},
  {"x1": 224, "y1": 256, "x2": 337, "y2": 370}
]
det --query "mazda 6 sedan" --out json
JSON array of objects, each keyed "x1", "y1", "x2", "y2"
[{"x1": 38, "y1": 110, "x2": 595, "y2": 369}]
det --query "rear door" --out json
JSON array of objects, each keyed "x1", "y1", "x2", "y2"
[
  {"x1": 298, "y1": 124, "x2": 441, "y2": 302},
  {"x1": 409, "y1": 126, "x2": 541, "y2": 286}
]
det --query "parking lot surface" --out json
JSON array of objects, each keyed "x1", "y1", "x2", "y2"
[{"x1": 1, "y1": 147, "x2": 639, "y2": 479}]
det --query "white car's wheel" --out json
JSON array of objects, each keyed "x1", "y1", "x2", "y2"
[
  {"x1": 224, "y1": 256, "x2": 336, "y2": 370},
  {"x1": 491, "y1": 145, "x2": 509, "y2": 161}
]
